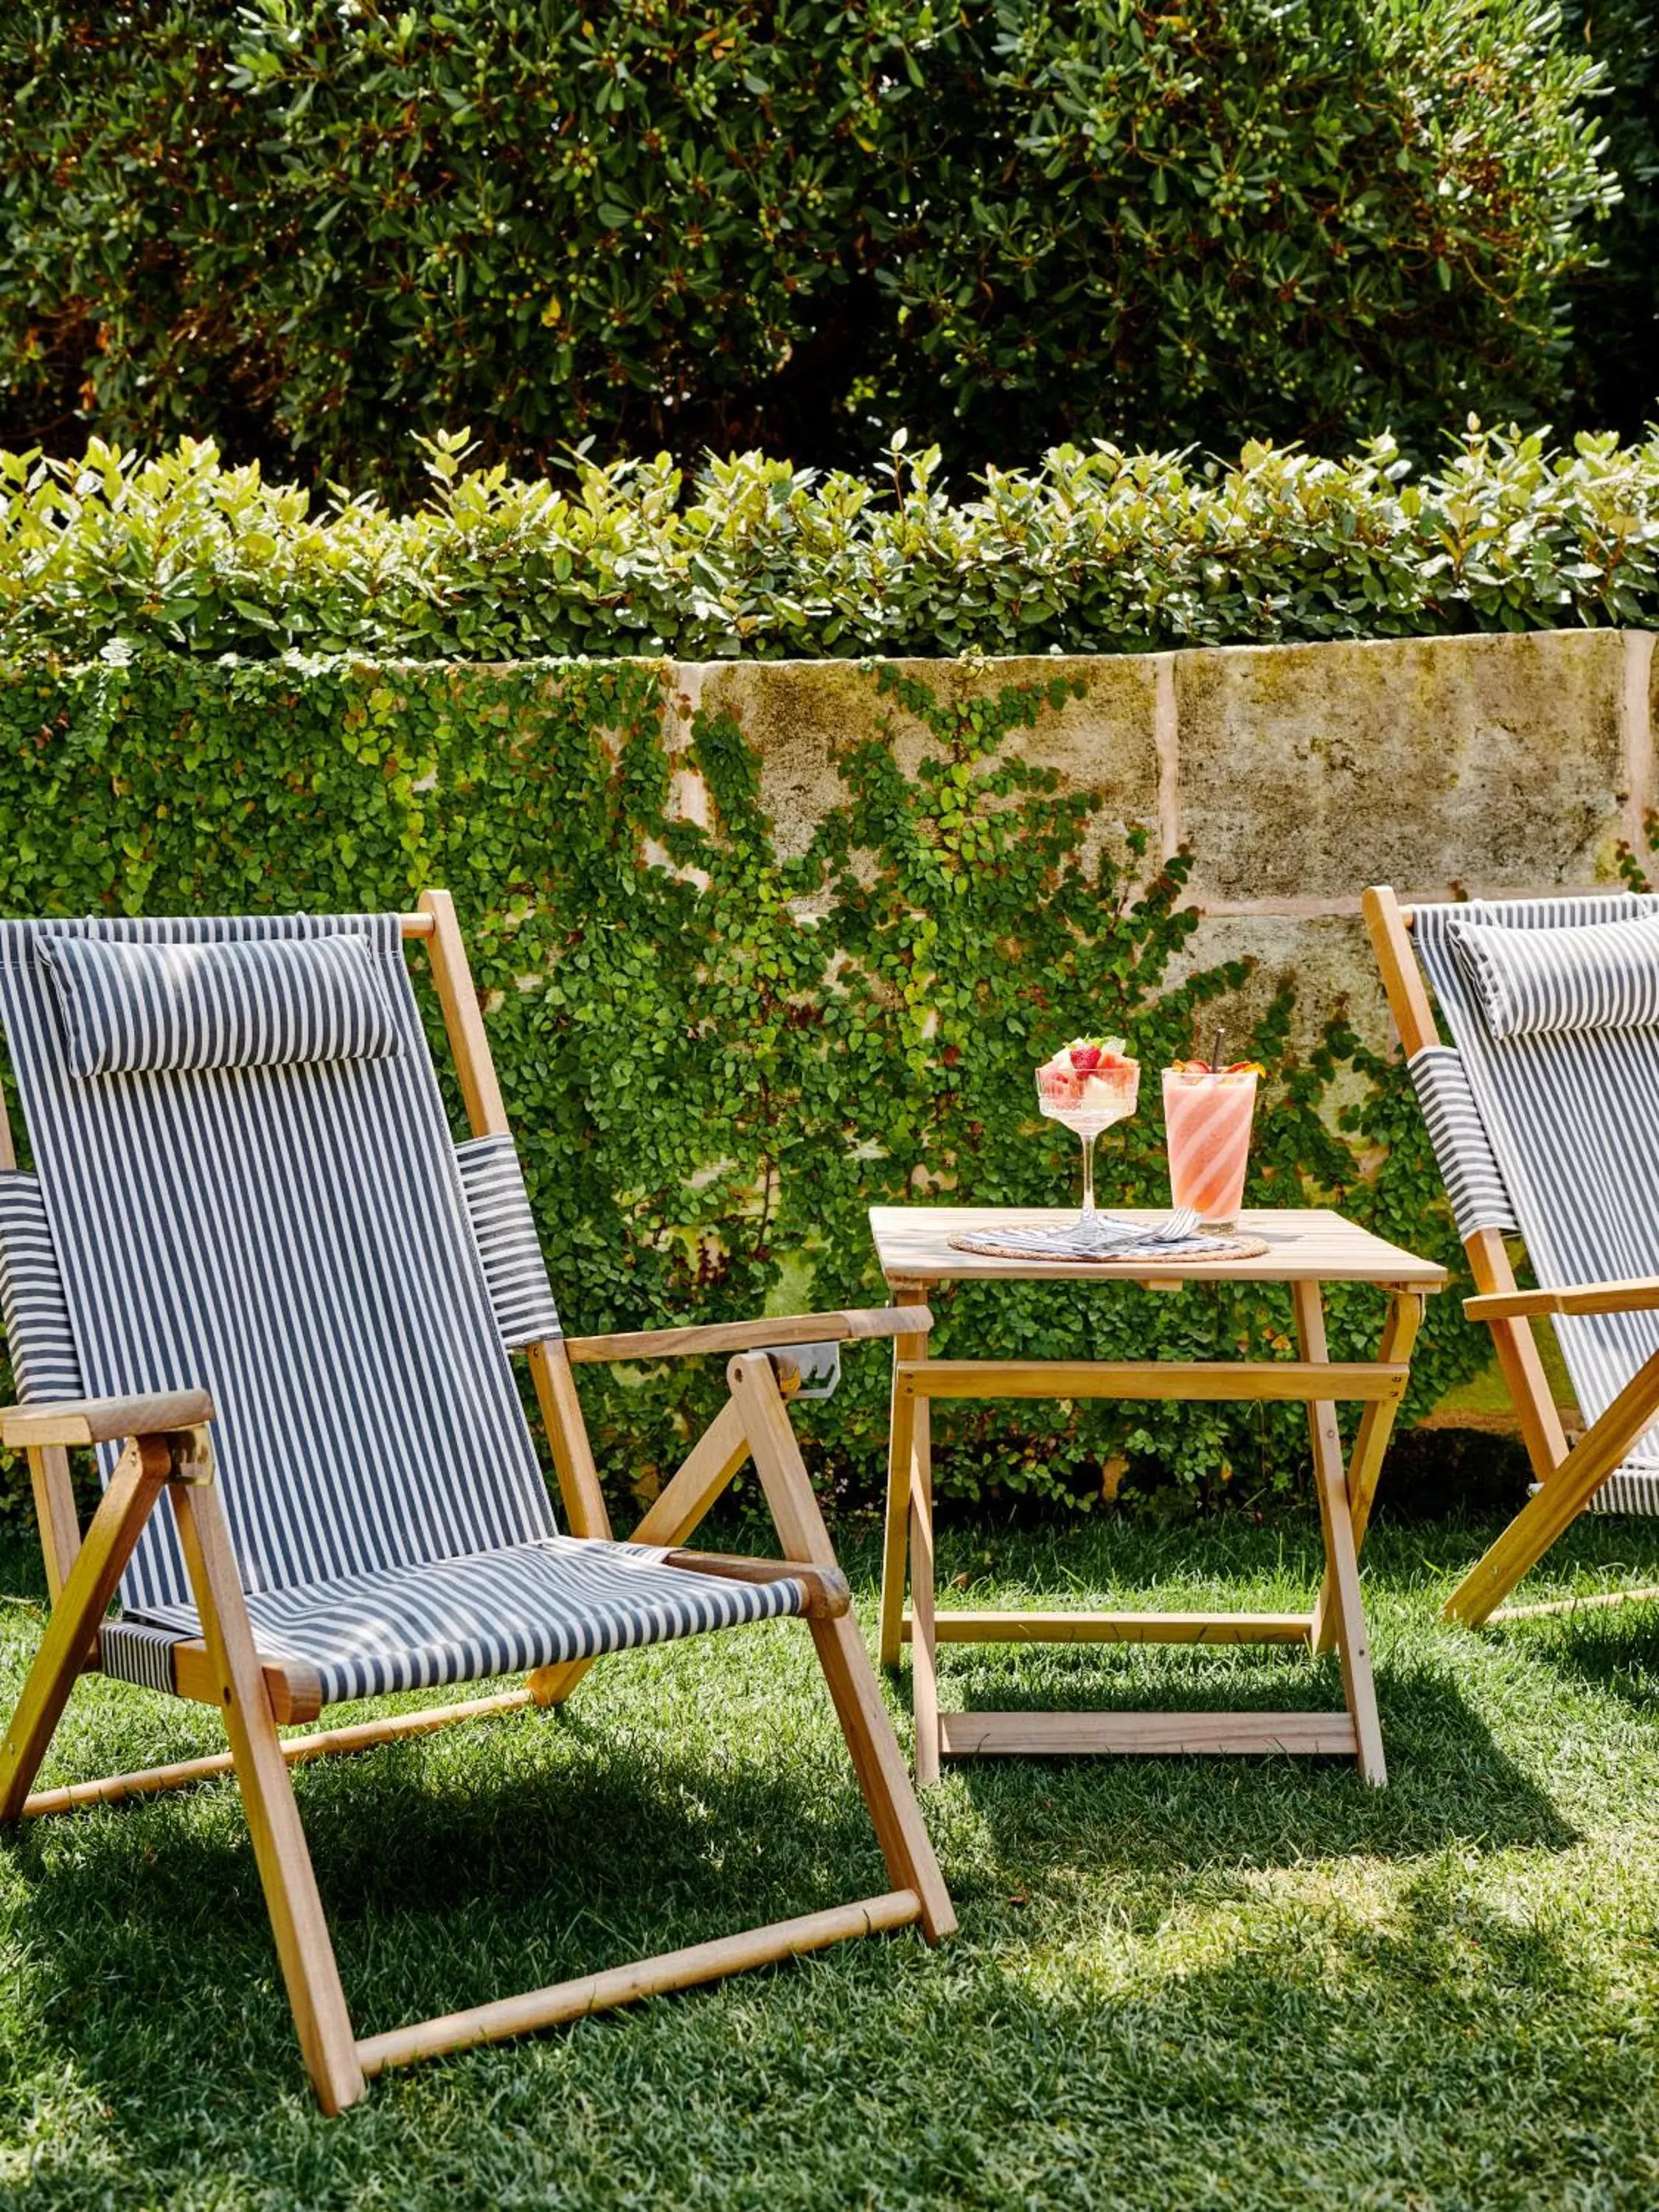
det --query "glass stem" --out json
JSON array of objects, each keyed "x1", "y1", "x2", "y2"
[{"x1": 1079, "y1": 1130, "x2": 1097, "y2": 1221}]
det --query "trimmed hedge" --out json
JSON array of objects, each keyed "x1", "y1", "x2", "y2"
[
  {"x1": 0, "y1": 1, "x2": 1618, "y2": 481},
  {"x1": 3, "y1": 425, "x2": 1659, "y2": 665},
  {"x1": 0, "y1": 650, "x2": 1481, "y2": 1529}
]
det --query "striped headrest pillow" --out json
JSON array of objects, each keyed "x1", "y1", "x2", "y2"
[
  {"x1": 38, "y1": 931, "x2": 401, "y2": 1076},
  {"x1": 1450, "y1": 910, "x2": 1659, "y2": 1041}
]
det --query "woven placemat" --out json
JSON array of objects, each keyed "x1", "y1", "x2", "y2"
[{"x1": 947, "y1": 1227, "x2": 1271, "y2": 1266}]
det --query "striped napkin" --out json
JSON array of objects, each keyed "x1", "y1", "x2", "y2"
[{"x1": 947, "y1": 1208, "x2": 1239, "y2": 1264}]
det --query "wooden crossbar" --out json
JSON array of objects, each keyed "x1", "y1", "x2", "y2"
[
  {"x1": 1491, "y1": 1586, "x2": 1659, "y2": 1623},
  {"x1": 898, "y1": 1360, "x2": 1408, "y2": 1404},
  {"x1": 21, "y1": 1687, "x2": 538, "y2": 1818},
  {"x1": 356, "y1": 1891, "x2": 923, "y2": 2076},
  {"x1": 902, "y1": 1610, "x2": 1312, "y2": 1646},
  {"x1": 936, "y1": 1711, "x2": 1357, "y2": 1758}
]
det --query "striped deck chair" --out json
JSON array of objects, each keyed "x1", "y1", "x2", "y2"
[
  {"x1": 0, "y1": 892, "x2": 953, "y2": 2112},
  {"x1": 1367, "y1": 883, "x2": 1659, "y2": 1626}
]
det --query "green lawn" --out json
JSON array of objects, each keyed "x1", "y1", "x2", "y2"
[{"x1": 4, "y1": 1506, "x2": 1659, "y2": 2211}]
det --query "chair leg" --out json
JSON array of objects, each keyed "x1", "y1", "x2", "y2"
[
  {"x1": 726, "y1": 1353, "x2": 956, "y2": 1942},
  {"x1": 1445, "y1": 1346, "x2": 1659, "y2": 1627},
  {"x1": 0, "y1": 1438, "x2": 173, "y2": 1821},
  {"x1": 170, "y1": 1481, "x2": 366, "y2": 2115}
]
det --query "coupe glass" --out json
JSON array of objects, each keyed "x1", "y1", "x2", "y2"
[{"x1": 1035, "y1": 1060, "x2": 1140, "y2": 1238}]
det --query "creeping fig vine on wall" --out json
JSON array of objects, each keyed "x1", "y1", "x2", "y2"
[{"x1": 0, "y1": 653, "x2": 1479, "y2": 1528}]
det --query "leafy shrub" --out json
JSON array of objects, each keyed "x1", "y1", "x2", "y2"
[
  {"x1": 3, "y1": 423, "x2": 1659, "y2": 664},
  {"x1": 0, "y1": 1, "x2": 1618, "y2": 483},
  {"x1": 0, "y1": 650, "x2": 1481, "y2": 1533}
]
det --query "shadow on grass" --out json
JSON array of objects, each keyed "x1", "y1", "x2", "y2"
[
  {"x1": 1435, "y1": 1512, "x2": 1659, "y2": 1714},
  {"x1": 2, "y1": 1675, "x2": 902, "y2": 2101},
  {"x1": 13, "y1": 1650, "x2": 1568, "y2": 2131},
  {"x1": 1503, "y1": 1601, "x2": 1659, "y2": 1714},
  {"x1": 12, "y1": 1803, "x2": 1659, "y2": 2208},
  {"x1": 843, "y1": 1875, "x2": 1659, "y2": 2211},
  {"x1": 932, "y1": 1655, "x2": 1576, "y2": 1887},
  {"x1": 0, "y1": 1511, "x2": 1622, "y2": 2185}
]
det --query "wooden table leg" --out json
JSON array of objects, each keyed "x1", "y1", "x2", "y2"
[
  {"x1": 1293, "y1": 1281, "x2": 1387, "y2": 1784},
  {"x1": 879, "y1": 1286, "x2": 929, "y2": 1671},
  {"x1": 1312, "y1": 1290, "x2": 1424, "y2": 1653},
  {"x1": 908, "y1": 1422, "x2": 940, "y2": 1786}
]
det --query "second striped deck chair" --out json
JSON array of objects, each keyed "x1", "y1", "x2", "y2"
[
  {"x1": 1367, "y1": 883, "x2": 1659, "y2": 1625},
  {"x1": 0, "y1": 893, "x2": 953, "y2": 2112}
]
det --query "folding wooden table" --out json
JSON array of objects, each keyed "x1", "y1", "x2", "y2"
[{"x1": 870, "y1": 1206, "x2": 1447, "y2": 1787}]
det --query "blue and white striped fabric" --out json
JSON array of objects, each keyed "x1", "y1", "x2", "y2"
[
  {"x1": 0, "y1": 1144, "x2": 552, "y2": 1399},
  {"x1": 1416, "y1": 893, "x2": 1659, "y2": 1514},
  {"x1": 0, "y1": 914, "x2": 550, "y2": 1610},
  {"x1": 456, "y1": 1135, "x2": 561, "y2": 1349},
  {"x1": 100, "y1": 1535, "x2": 801, "y2": 1705},
  {"x1": 0, "y1": 912, "x2": 807, "y2": 1699},
  {"x1": 0, "y1": 1172, "x2": 85, "y2": 1401},
  {"x1": 1451, "y1": 908, "x2": 1659, "y2": 1040},
  {"x1": 38, "y1": 930, "x2": 399, "y2": 1077},
  {"x1": 1406, "y1": 1048, "x2": 1518, "y2": 1241}
]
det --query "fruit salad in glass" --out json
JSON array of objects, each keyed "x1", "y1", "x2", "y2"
[{"x1": 1036, "y1": 1037, "x2": 1140, "y2": 1231}]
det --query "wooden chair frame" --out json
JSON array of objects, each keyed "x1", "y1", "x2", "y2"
[
  {"x1": 1367, "y1": 882, "x2": 1659, "y2": 1627},
  {"x1": 0, "y1": 891, "x2": 955, "y2": 2112}
]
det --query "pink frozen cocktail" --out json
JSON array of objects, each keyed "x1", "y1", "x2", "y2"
[{"x1": 1162, "y1": 1062, "x2": 1260, "y2": 1231}]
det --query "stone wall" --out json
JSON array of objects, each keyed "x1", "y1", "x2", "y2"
[{"x1": 688, "y1": 628, "x2": 1657, "y2": 1053}]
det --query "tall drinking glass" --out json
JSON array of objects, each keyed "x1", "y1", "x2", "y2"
[{"x1": 1162, "y1": 1065, "x2": 1257, "y2": 1231}]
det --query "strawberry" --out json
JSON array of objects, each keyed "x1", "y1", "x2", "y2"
[{"x1": 1066, "y1": 1034, "x2": 1130, "y2": 1072}]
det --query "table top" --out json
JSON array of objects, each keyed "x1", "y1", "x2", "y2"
[{"x1": 869, "y1": 1206, "x2": 1448, "y2": 1290}]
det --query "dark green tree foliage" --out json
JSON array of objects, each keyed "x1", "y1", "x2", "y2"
[
  {"x1": 0, "y1": 653, "x2": 1481, "y2": 1529},
  {"x1": 0, "y1": 1, "x2": 1617, "y2": 487},
  {"x1": 1562, "y1": 0, "x2": 1659, "y2": 440}
]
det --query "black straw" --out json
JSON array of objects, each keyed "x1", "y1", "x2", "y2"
[{"x1": 1210, "y1": 1026, "x2": 1225, "y2": 1074}]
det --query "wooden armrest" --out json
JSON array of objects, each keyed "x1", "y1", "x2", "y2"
[
  {"x1": 1465, "y1": 1279, "x2": 1659, "y2": 1322},
  {"x1": 563, "y1": 1307, "x2": 933, "y2": 1366},
  {"x1": 0, "y1": 1389, "x2": 215, "y2": 1449},
  {"x1": 663, "y1": 1548, "x2": 850, "y2": 1620}
]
